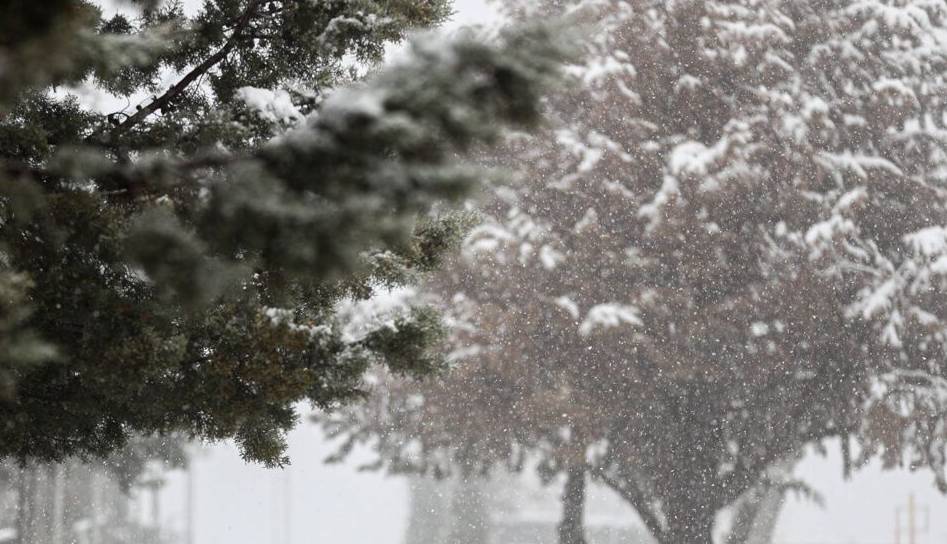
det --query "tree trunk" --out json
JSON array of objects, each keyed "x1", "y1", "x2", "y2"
[
  {"x1": 725, "y1": 485, "x2": 786, "y2": 544},
  {"x1": 51, "y1": 463, "x2": 66, "y2": 544},
  {"x1": 404, "y1": 476, "x2": 452, "y2": 544},
  {"x1": 557, "y1": 465, "x2": 587, "y2": 544},
  {"x1": 447, "y1": 476, "x2": 489, "y2": 544},
  {"x1": 725, "y1": 455, "x2": 798, "y2": 544},
  {"x1": 16, "y1": 464, "x2": 34, "y2": 544},
  {"x1": 662, "y1": 506, "x2": 715, "y2": 544},
  {"x1": 90, "y1": 469, "x2": 103, "y2": 544}
]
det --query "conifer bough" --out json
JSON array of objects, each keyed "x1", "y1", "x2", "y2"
[{"x1": 0, "y1": 0, "x2": 565, "y2": 466}]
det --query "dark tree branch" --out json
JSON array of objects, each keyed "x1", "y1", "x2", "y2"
[
  {"x1": 3, "y1": 149, "x2": 238, "y2": 197},
  {"x1": 718, "y1": 372, "x2": 838, "y2": 505},
  {"x1": 89, "y1": 0, "x2": 263, "y2": 146},
  {"x1": 1, "y1": 160, "x2": 52, "y2": 181},
  {"x1": 591, "y1": 466, "x2": 665, "y2": 539}
]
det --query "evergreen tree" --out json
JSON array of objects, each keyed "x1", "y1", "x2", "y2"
[
  {"x1": 326, "y1": 1, "x2": 947, "y2": 543},
  {"x1": 0, "y1": 0, "x2": 565, "y2": 466}
]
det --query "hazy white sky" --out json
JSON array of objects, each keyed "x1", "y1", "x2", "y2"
[
  {"x1": 159, "y1": 421, "x2": 410, "y2": 544},
  {"x1": 449, "y1": 0, "x2": 502, "y2": 28},
  {"x1": 774, "y1": 442, "x2": 947, "y2": 544}
]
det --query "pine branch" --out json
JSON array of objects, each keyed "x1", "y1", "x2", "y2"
[{"x1": 89, "y1": 0, "x2": 264, "y2": 146}]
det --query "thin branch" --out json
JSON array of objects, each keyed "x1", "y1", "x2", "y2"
[{"x1": 89, "y1": 0, "x2": 263, "y2": 146}]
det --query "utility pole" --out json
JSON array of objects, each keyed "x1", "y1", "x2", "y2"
[
  {"x1": 90, "y1": 469, "x2": 102, "y2": 544},
  {"x1": 283, "y1": 468, "x2": 291, "y2": 544},
  {"x1": 185, "y1": 462, "x2": 195, "y2": 544},
  {"x1": 909, "y1": 493, "x2": 915, "y2": 544},
  {"x1": 895, "y1": 493, "x2": 929, "y2": 544},
  {"x1": 895, "y1": 504, "x2": 900, "y2": 544}
]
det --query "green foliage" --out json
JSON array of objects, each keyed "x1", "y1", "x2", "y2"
[
  {"x1": 0, "y1": 272, "x2": 57, "y2": 400},
  {"x1": 0, "y1": 1, "x2": 565, "y2": 466},
  {"x1": 0, "y1": 1, "x2": 171, "y2": 108},
  {"x1": 363, "y1": 306, "x2": 448, "y2": 377}
]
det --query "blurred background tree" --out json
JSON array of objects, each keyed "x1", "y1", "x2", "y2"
[
  {"x1": 0, "y1": 434, "x2": 188, "y2": 544},
  {"x1": 326, "y1": 1, "x2": 947, "y2": 543}
]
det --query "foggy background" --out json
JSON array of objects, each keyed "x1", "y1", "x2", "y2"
[
  {"x1": 153, "y1": 431, "x2": 947, "y2": 544},
  {"x1": 37, "y1": 1, "x2": 947, "y2": 543},
  {"x1": 159, "y1": 1, "x2": 947, "y2": 543},
  {"x1": 150, "y1": 2, "x2": 947, "y2": 541}
]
